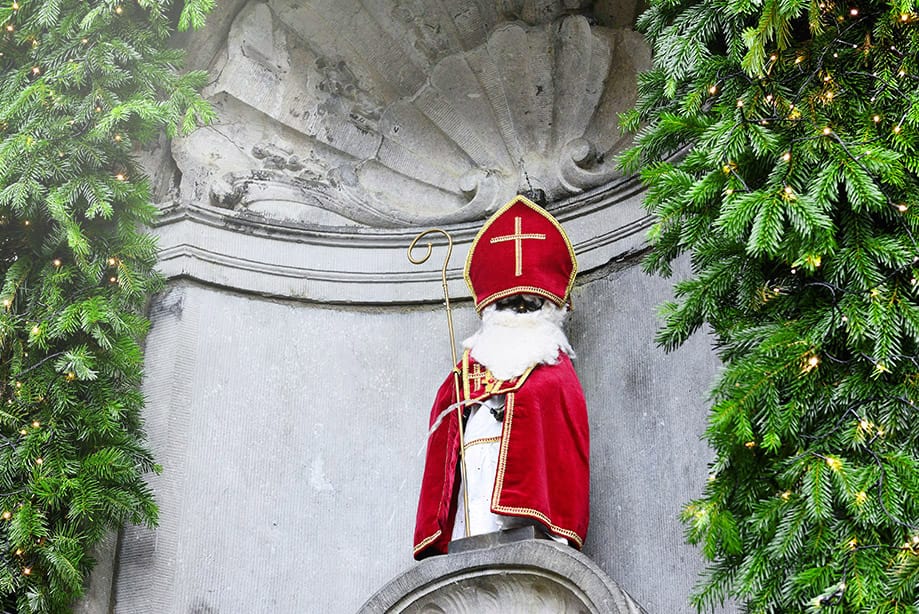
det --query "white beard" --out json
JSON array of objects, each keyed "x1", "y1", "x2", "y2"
[{"x1": 462, "y1": 302, "x2": 575, "y2": 381}]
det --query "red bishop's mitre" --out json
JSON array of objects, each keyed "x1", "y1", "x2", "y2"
[{"x1": 464, "y1": 195, "x2": 578, "y2": 313}]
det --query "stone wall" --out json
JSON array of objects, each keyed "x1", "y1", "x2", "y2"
[
  {"x1": 99, "y1": 256, "x2": 726, "y2": 613},
  {"x1": 81, "y1": 2, "x2": 738, "y2": 612}
]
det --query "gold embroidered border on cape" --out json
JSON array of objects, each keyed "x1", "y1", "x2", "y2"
[
  {"x1": 413, "y1": 529, "x2": 442, "y2": 556},
  {"x1": 462, "y1": 349, "x2": 535, "y2": 403},
  {"x1": 491, "y1": 393, "x2": 585, "y2": 547},
  {"x1": 464, "y1": 436, "x2": 501, "y2": 450}
]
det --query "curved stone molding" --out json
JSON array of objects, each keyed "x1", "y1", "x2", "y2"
[
  {"x1": 152, "y1": 175, "x2": 650, "y2": 304},
  {"x1": 359, "y1": 538, "x2": 646, "y2": 613},
  {"x1": 169, "y1": 0, "x2": 650, "y2": 228}
]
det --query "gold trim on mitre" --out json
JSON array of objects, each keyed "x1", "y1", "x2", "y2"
[{"x1": 464, "y1": 195, "x2": 578, "y2": 314}]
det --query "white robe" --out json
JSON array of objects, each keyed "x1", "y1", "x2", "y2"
[{"x1": 450, "y1": 394, "x2": 565, "y2": 543}]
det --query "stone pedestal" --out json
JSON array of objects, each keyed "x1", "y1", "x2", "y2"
[{"x1": 361, "y1": 532, "x2": 647, "y2": 614}]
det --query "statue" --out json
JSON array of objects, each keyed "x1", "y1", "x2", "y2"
[{"x1": 412, "y1": 195, "x2": 590, "y2": 560}]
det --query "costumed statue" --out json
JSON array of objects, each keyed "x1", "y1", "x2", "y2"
[{"x1": 413, "y1": 195, "x2": 589, "y2": 560}]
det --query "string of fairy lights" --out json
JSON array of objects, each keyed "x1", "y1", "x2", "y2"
[
  {"x1": 686, "y1": 1, "x2": 919, "y2": 608},
  {"x1": 0, "y1": 0, "x2": 142, "y2": 582}
]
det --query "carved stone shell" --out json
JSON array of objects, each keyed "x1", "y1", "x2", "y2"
[{"x1": 170, "y1": 0, "x2": 650, "y2": 228}]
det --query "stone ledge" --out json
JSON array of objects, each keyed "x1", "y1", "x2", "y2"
[
  {"x1": 359, "y1": 536, "x2": 648, "y2": 613},
  {"x1": 153, "y1": 177, "x2": 651, "y2": 304}
]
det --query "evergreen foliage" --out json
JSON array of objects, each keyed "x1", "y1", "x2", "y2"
[
  {"x1": 0, "y1": 1, "x2": 212, "y2": 610},
  {"x1": 624, "y1": 0, "x2": 919, "y2": 610}
]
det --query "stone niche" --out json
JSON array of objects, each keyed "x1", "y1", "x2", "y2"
[{"x1": 85, "y1": 1, "x2": 730, "y2": 613}]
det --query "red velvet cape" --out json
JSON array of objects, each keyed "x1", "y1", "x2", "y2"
[{"x1": 413, "y1": 352, "x2": 589, "y2": 559}]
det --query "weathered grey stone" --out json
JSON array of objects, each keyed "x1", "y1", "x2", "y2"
[
  {"x1": 447, "y1": 524, "x2": 544, "y2": 554},
  {"x1": 94, "y1": 2, "x2": 739, "y2": 613},
  {"x1": 152, "y1": 180, "x2": 650, "y2": 304},
  {"x1": 170, "y1": 1, "x2": 652, "y2": 227},
  {"x1": 72, "y1": 531, "x2": 118, "y2": 614},
  {"x1": 101, "y1": 256, "x2": 733, "y2": 613},
  {"x1": 360, "y1": 538, "x2": 647, "y2": 613}
]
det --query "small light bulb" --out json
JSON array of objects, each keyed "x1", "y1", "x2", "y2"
[
  {"x1": 899, "y1": 69, "x2": 906, "y2": 77},
  {"x1": 114, "y1": 133, "x2": 122, "y2": 142},
  {"x1": 31, "y1": 67, "x2": 40, "y2": 76},
  {"x1": 5, "y1": 24, "x2": 14, "y2": 32},
  {"x1": 23, "y1": 220, "x2": 29, "y2": 226},
  {"x1": 849, "y1": 7, "x2": 858, "y2": 15},
  {"x1": 31, "y1": 421, "x2": 39, "y2": 429},
  {"x1": 744, "y1": 441, "x2": 756, "y2": 448},
  {"x1": 18, "y1": 429, "x2": 26, "y2": 436},
  {"x1": 784, "y1": 185, "x2": 794, "y2": 195},
  {"x1": 725, "y1": 188, "x2": 734, "y2": 195},
  {"x1": 823, "y1": 126, "x2": 832, "y2": 135},
  {"x1": 52, "y1": 258, "x2": 61, "y2": 267},
  {"x1": 795, "y1": 56, "x2": 804, "y2": 64},
  {"x1": 109, "y1": 276, "x2": 117, "y2": 283},
  {"x1": 115, "y1": 5, "x2": 123, "y2": 14},
  {"x1": 2, "y1": 299, "x2": 10, "y2": 308},
  {"x1": 894, "y1": 125, "x2": 902, "y2": 134},
  {"x1": 736, "y1": 99, "x2": 744, "y2": 108},
  {"x1": 30, "y1": 325, "x2": 39, "y2": 335},
  {"x1": 11, "y1": 1, "x2": 18, "y2": 8},
  {"x1": 14, "y1": 549, "x2": 22, "y2": 556},
  {"x1": 81, "y1": 38, "x2": 88, "y2": 44},
  {"x1": 832, "y1": 52, "x2": 838, "y2": 58},
  {"x1": 34, "y1": 457, "x2": 43, "y2": 465},
  {"x1": 897, "y1": 203, "x2": 908, "y2": 212},
  {"x1": 22, "y1": 567, "x2": 31, "y2": 576},
  {"x1": 873, "y1": 115, "x2": 880, "y2": 122},
  {"x1": 825, "y1": 91, "x2": 834, "y2": 100},
  {"x1": 766, "y1": 94, "x2": 774, "y2": 103},
  {"x1": 1, "y1": 511, "x2": 10, "y2": 520},
  {"x1": 781, "y1": 491, "x2": 791, "y2": 500},
  {"x1": 769, "y1": 54, "x2": 778, "y2": 61},
  {"x1": 808, "y1": 355, "x2": 820, "y2": 367},
  {"x1": 115, "y1": 173, "x2": 125, "y2": 181}
]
